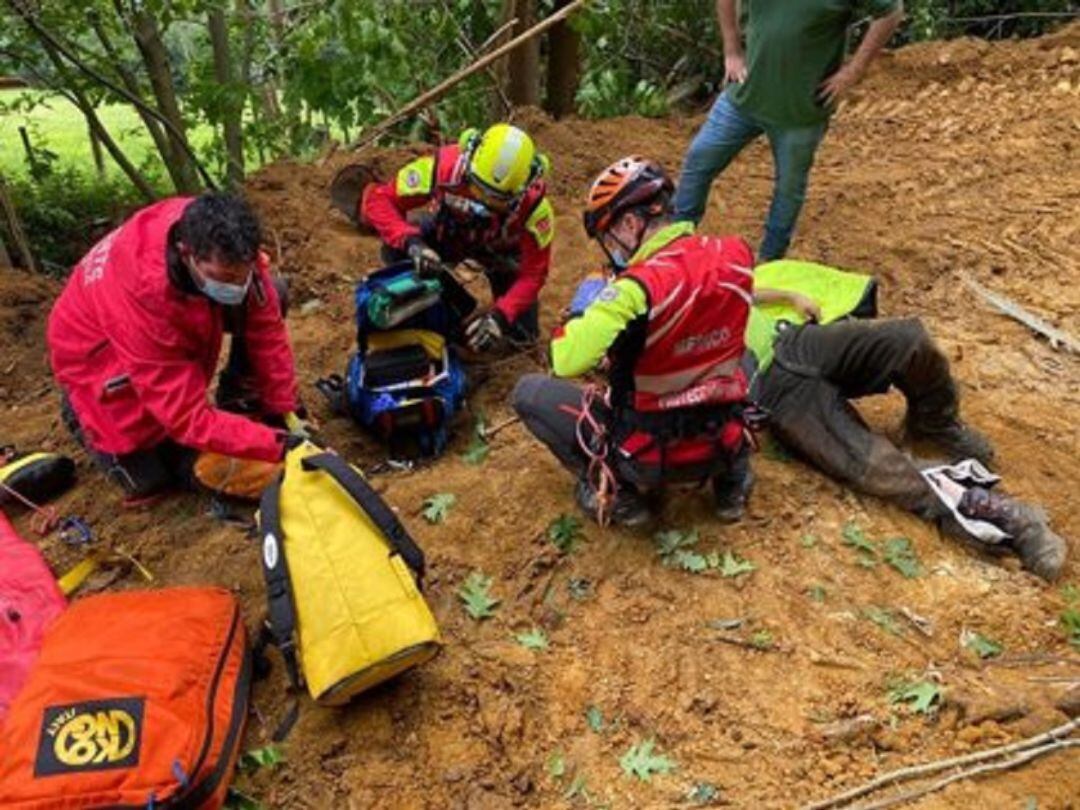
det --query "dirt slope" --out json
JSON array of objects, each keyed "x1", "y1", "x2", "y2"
[{"x1": 2, "y1": 25, "x2": 1079, "y2": 810}]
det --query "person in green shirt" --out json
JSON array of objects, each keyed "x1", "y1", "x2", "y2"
[
  {"x1": 674, "y1": 0, "x2": 904, "y2": 260},
  {"x1": 746, "y1": 260, "x2": 1067, "y2": 581}
]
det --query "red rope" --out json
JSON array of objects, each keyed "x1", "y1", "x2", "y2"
[
  {"x1": 0, "y1": 481, "x2": 61, "y2": 536},
  {"x1": 575, "y1": 384, "x2": 618, "y2": 528}
]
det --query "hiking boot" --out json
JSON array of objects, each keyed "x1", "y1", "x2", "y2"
[
  {"x1": 906, "y1": 418, "x2": 995, "y2": 467},
  {"x1": 574, "y1": 479, "x2": 652, "y2": 528},
  {"x1": 959, "y1": 488, "x2": 1067, "y2": 581},
  {"x1": 713, "y1": 467, "x2": 754, "y2": 524}
]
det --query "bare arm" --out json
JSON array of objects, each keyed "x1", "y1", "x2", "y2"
[
  {"x1": 717, "y1": 0, "x2": 747, "y2": 83},
  {"x1": 819, "y1": 3, "x2": 905, "y2": 105}
]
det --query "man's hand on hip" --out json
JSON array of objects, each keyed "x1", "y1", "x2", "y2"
[
  {"x1": 724, "y1": 52, "x2": 748, "y2": 85},
  {"x1": 818, "y1": 63, "x2": 863, "y2": 107}
]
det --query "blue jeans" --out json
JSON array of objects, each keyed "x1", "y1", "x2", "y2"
[{"x1": 673, "y1": 89, "x2": 828, "y2": 261}]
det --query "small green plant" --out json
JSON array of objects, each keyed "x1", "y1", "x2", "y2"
[
  {"x1": 800, "y1": 533, "x2": 819, "y2": 548},
  {"x1": 654, "y1": 529, "x2": 709, "y2": 573},
  {"x1": 585, "y1": 705, "x2": 604, "y2": 733},
  {"x1": 718, "y1": 551, "x2": 756, "y2": 578},
  {"x1": 888, "y1": 680, "x2": 942, "y2": 715},
  {"x1": 515, "y1": 627, "x2": 549, "y2": 651},
  {"x1": 1061, "y1": 606, "x2": 1080, "y2": 649},
  {"x1": 1061, "y1": 584, "x2": 1079, "y2": 604},
  {"x1": 458, "y1": 571, "x2": 499, "y2": 620},
  {"x1": 547, "y1": 751, "x2": 566, "y2": 779},
  {"x1": 749, "y1": 630, "x2": 775, "y2": 650},
  {"x1": 964, "y1": 631, "x2": 1003, "y2": 659},
  {"x1": 237, "y1": 745, "x2": 284, "y2": 773},
  {"x1": 548, "y1": 514, "x2": 585, "y2": 554},
  {"x1": 865, "y1": 606, "x2": 903, "y2": 636},
  {"x1": 842, "y1": 521, "x2": 879, "y2": 566},
  {"x1": 563, "y1": 773, "x2": 589, "y2": 800},
  {"x1": 619, "y1": 738, "x2": 675, "y2": 782},
  {"x1": 807, "y1": 584, "x2": 827, "y2": 602},
  {"x1": 422, "y1": 493, "x2": 456, "y2": 524},
  {"x1": 461, "y1": 413, "x2": 491, "y2": 465},
  {"x1": 883, "y1": 537, "x2": 922, "y2": 578}
]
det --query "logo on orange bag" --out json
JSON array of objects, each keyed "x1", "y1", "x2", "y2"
[{"x1": 34, "y1": 697, "x2": 144, "y2": 776}]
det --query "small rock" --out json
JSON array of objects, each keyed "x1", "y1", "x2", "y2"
[
  {"x1": 1055, "y1": 684, "x2": 1080, "y2": 718},
  {"x1": 299, "y1": 298, "x2": 325, "y2": 316},
  {"x1": 816, "y1": 714, "x2": 880, "y2": 745},
  {"x1": 1061, "y1": 46, "x2": 1079, "y2": 64}
]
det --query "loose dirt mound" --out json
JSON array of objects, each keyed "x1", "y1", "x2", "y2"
[{"x1": 3, "y1": 27, "x2": 1079, "y2": 810}]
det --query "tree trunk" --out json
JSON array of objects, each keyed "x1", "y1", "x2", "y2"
[
  {"x1": 89, "y1": 10, "x2": 183, "y2": 191},
  {"x1": 544, "y1": 0, "x2": 581, "y2": 118},
  {"x1": 0, "y1": 174, "x2": 36, "y2": 273},
  {"x1": 88, "y1": 119, "x2": 105, "y2": 176},
  {"x1": 208, "y1": 4, "x2": 244, "y2": 188},
  {"x1": 127, "y1": 4, "x2": 201, "y2": 193},
  {"x1": 0, "y1": 227, "x2": 11, "y2": 269},
  {"x1": 504, "y1": 0, "x2": 540, "y2": 107}
]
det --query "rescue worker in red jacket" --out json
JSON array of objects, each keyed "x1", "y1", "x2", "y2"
[
  {"x1": 360, "y1": 123, "x2": 555, "y2": 352},
  {"x1": 512, "y1": 157, "x2": 755, "y2": 526},
  {"x1": 47, "y1": 193, "x2": 312, "y2": 502}
]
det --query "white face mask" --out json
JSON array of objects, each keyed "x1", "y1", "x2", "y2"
[{"x1": 187, "y1": 257, "x2": 252, "y2": 305}]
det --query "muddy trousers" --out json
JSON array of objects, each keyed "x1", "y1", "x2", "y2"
[
  {"x1": 60, "y1": 280, "x2": 290, "y2": 498},
  {"x1": 511, "y1": 374, "x2": 749, "y2": 497},
  {"x1": 756, "y1": 318, "x2": 960, "y2": 523}
]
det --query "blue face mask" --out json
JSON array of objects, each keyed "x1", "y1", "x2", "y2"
[{"x1": 195, "y1": 270, "x2": 252, "y2": 306}]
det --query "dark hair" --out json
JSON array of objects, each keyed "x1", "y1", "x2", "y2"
[{"x1": 176, "y1": 192, "x2": 262, "y2": 264}]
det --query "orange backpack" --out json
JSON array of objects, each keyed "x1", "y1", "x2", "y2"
[{"x1": 0, "y1": 587, "x2": 249, "y2": 809}]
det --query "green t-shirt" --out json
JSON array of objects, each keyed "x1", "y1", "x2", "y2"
[{"x1": 730, "y1": 0, "x2": 900, "y2": 127}]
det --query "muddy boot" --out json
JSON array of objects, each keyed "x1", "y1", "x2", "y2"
[
  {"x1": 905, "y1": 417, "x2": 995, "y2": 467},
  {"x1": 574, "y1": 479, "x2": 652, "y2": 528},
  {"x1": 712, "y1": 450, "x2": 754, "y2": 524},
  {"x1": 959, "y1": 488, "x2": 1067, "y2": 581}
]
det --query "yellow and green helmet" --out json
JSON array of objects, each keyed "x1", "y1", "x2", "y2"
[{"x1": 460, "y1": 123, "x2": 541, "y2": 208}]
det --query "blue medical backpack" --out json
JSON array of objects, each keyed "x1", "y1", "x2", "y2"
[{"x1": 342, "y1": 263, "x2": 468, "y2": 459}]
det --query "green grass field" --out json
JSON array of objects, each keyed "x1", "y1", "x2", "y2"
[{"x1": 0, "y1": 89, "x2": 214, "y2": 182}]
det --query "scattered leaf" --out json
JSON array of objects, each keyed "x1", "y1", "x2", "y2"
[
  {"x1": 422, "y1": 493, "x2": 456, "y2": 524},
  {"x1": 889, "y1": 680, "x2": 942, "y2": 715},
  {"x1": 547, "y1": 751, "x2": 566, "y2": 779},
  {"x1": 865, "y1": 606, "x2": 903, "y2": 636},
  {"x1": 800, "y1": 534, "x2": 819, "y2": 548},
  {"x1": 963, "y1": 630, "x2": 1003, "y2": 659},
  {"x1": 842, "y1": 521, "x2": 878, "y2": 564},
  {"x1": 654, "y1": 528, "x2": 699, "y2": 556},
  {"x1": 458, "y1": 571, "x2": 499, "y2": 620},
  {"x1": 567, "y1": 577, "x2": 593, "y2": 601},
  {"x1": 548, "y1": 514, "x2": 585, "y2": 554},
  {"x1": 619, "y1": 738, "x2": 675, "y2": 782},
  {"x1": 515, "y1": 627, "x2": 549, "y2": 651},
  {"x1": 883, "y1": 537, "x2": 922, "y2": 578},
  {"x1": 686, "y1": 782, "x2": 721, "y2": 804},
  {"x1": 585, "y1": 705, "x2": 604, "y2": 733},
  {"x1": 238, "y1": 745, "x2": 284, "y2": 773},
  {"x1": 671, "y1": 549, "x2": 709, "y2": 573},
  {"x1": 807, "y1": 584, "x2": 827, "y2": 602},
  {"x1": 718, "y1": 551, "x2": 756, "y2": 578},
  {"x1": 461, "y1": 413, "x2": 490, "y2": 464}
]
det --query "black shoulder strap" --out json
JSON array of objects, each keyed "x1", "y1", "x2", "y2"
[
  {"x1": 300, "y1": 452, "x2": 426, "y2": 583},
  {"x1": 257, "y1": 472, "x2": 303, "y2": 696}
]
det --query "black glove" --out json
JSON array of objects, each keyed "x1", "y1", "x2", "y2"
[
  {"x1": 465, "y1": 311, "x2": 508, "y2": 352},
  {"x1": 405, "y1": 237, "x2": 443, "y2": 277}
]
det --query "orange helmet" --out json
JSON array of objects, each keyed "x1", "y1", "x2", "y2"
[{"x1": 583, "y1": 156, "x2": 674, "y2": 238}]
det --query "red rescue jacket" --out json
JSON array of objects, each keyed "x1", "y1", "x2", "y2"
[
  {"x1": 47, "y1": 198, "x2": 297, "y2": 462},
  {"x1": 361, "y1": 144, "x2": 555, "y2": 325}
]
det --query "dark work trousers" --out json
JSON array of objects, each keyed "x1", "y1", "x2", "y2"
[
  {"x1": 755, "y1": 318, "x2": 959, "y2": 522},
  {"x1": 512, "y1": 373, "x2": 749, "y2": 494},
  {"x1": 60, "y1": 278, "x2": 289, "y2": 498},
  {"x1": 381, "y1": 215, "x2": 540, "y2": 343}
]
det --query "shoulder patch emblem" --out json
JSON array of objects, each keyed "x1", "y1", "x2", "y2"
[
  {"x1": 405, "y1": 169, "x2": 421, "y2": 189},
  {"x1": 597, "y1": 284, "x2": 619, "y2": 303}
]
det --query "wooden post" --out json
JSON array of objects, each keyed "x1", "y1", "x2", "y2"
[{"x1": 0, "y1": 174, "x2": 36, "y2": 273}]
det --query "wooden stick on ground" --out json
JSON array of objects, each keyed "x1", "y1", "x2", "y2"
[
  {"x1": 854, "y1": 738, "x2": 1080, "y2": 810},
  {"x1": 802, "y1": 717, "x2": 1080, "y2": 810},
  {"x1": 348, "y1": 0, "x2": 590, "y2": 151},
  {"x1": 960, "y1": 272, "x2": 1080, "y2": 354}
]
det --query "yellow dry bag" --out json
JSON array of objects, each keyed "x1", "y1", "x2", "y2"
[{"x1": 257, "y1": 442, "x2": 440, "y2": 710}]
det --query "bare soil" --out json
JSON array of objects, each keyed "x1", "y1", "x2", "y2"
[{"x1": 2, "y1": 25, "x2": 1079, "y2": 810}]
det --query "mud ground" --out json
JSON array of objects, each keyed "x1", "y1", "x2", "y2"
[{"x1": 1, "y1": 25, "x2": 1079, "y2": 810}]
